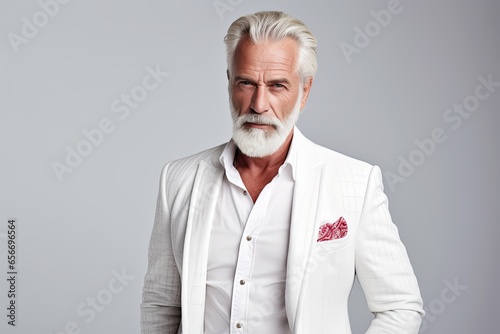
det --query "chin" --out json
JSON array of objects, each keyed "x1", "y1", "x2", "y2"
[
  {"x1": 232, "y1": 126, "x2": 289, "y2": 158},
  {"x1": 229, "y1": 93, "x2": 301, "y2": 157}
]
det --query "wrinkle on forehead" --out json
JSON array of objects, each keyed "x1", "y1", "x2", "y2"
[{"x1": 232, "y1": 36, "x2": 300, "y2": 82}]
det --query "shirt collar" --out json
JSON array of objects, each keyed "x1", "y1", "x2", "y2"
[{"x1": 219, "y1": 128, "x2": 298, "y2": 181}]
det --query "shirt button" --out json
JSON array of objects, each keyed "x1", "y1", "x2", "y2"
[
  {"x1": 246, "y1": 235, "x2": 252, "y2": 241},
  {"x1": 243, "y1": 190, "x2": 247, "y2": 195},
  {"x1": 236, "y1": 322, "x2": 243, "y2": 328},
  {"x1": 240, "y1": 279, "x2": 246, "y2": 285}
]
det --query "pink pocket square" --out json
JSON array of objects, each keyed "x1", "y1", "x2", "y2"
[{"x1": 317, "y1": 217, "x2": 348, "y2": 242}]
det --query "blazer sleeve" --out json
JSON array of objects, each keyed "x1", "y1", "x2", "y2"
[
  {"x1": 141, "y1": 163, "x2": 182, "y2": 334},
  {"x1": 356, "y1": 165, "x2": 425, "y2": 334}
]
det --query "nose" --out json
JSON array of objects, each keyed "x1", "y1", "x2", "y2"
[{"x1": 250, "y1": 86, "x2": 269, "y2": 114}]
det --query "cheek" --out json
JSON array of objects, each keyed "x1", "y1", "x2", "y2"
[
  {"x1": 231, "y1": 91, "x2": 251, "y2": 109},
  {"x1": 270, "y1": 93, "x2": 298, "y2": 119}
]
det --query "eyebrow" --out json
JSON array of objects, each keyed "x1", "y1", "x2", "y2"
[
  {"x1": 233, "y1": 76, "x2": 292, "y2": 86},
  {"x1": 233, "y1": 76, "x2": 254, "y2": 83},
  {"x1": 267, "y1": 78, "x2": 291, "y2": 86}
]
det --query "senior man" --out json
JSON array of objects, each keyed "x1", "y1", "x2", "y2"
[{"x1": 141, "y1": 11, "x2": 424, "y2": 334}]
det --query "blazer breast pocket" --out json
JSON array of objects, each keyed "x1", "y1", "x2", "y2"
[
  {"x1": 314, "y1": 234, "x2": 351, "y2": 253},
  {"x1": 315, "y1": 216, "x2": 351, "y2": 253}
]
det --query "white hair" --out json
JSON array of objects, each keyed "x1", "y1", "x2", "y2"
[
  {"x1": 224, "y1": 11, "x2": 318, "y2": 83},
  {"x1": 230, "y1": 88, "x2": 303, "y2": 158}
]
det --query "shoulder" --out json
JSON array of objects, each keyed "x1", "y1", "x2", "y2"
[
  {"x1": 295, "y1": 128, "x2": 373, "y2": 175},
  {"x1": 156, "y1": 143, "x2": 226, "y2": 206},
  {"x1": 295, "y1": 130, "x2": 387, "y2": 204},
  {"x1": 159, "y1": 143, "x2": 226, "y2": 190},
  {"x1": 167, "y1": 143, "x2": 226, "y2": 173},
  {"x1": 315, "y1": 143, "x2": 373, "y2": 176}
]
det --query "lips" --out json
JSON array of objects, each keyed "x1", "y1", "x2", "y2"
[
  {"x1": 245, "y1": 122, "x2": 270, "y2": 127},
  {"x1": 243, "y1": 122, "x2": 277, "y2": 130}
]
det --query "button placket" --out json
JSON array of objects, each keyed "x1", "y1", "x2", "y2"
[{"x1": 230, "y1": 179, "x2": 275, "y2": 333}]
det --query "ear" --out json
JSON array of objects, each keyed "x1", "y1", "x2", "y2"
[
  {"x1": 226, "y1": 69, "x2": 230, "y2": 80},
  {"x1": 300, "y1": 77, "x2": 313, "y2": 110}
]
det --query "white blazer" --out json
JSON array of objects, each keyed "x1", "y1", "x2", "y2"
[{"x1": 141, "y1": 128, "x2": 424, "y2": 334}]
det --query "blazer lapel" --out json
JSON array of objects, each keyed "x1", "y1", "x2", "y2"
[
  {"x1": 285, "y1": 131, "x2": 324, "y2": 332},
  {"x1": 181, "y1": 160, "x2": 224, "y2": 334}
]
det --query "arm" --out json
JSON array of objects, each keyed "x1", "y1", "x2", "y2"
[
  {"x1": 141, "y1": 163, "x2": 182, "y2": 333},
  {"x1": 356, "y1": 166, "x2": 424, "y2": 334}
]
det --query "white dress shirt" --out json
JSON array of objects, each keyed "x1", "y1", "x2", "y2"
[{"x1": 204, "y1": 138, "x2": 297, "y2": 334}]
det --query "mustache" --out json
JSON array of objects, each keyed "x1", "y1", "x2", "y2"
[{"x1": 235, "y1": 114, "x2": 282, "y2": 129}]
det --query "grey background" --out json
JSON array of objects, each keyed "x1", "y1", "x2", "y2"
[{"x1": 1, "y1": 0, "x2": 499, "y2": 333}]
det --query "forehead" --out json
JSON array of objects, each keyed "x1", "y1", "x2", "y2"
[{"x1": 233, "y1": 36, "x2": 299, "y2": 78}]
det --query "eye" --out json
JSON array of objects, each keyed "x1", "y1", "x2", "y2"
[
  {"x1": 270, "y1": 83, "x2": 287, "y2": 91},
  {"x1": 237, "y1": 80, "x2": 255, "y2": 91}
]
